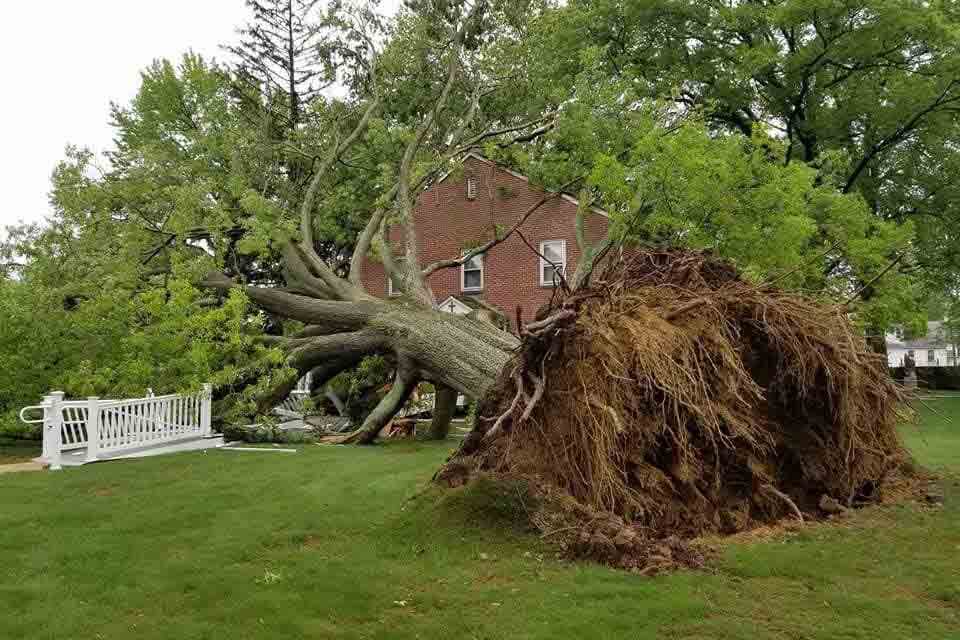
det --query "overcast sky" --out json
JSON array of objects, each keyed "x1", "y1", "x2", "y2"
[{"x1": 0, "y1": 0, "x2": 400, "y2": 236}]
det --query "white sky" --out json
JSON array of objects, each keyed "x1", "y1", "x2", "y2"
[{"x1": 0, "y1": 0, "x2": 400, "y2": 236}]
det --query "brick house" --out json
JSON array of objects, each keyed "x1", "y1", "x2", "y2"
[{"x1": 359, "y1": 153, "x2": 609, "y2": 330}]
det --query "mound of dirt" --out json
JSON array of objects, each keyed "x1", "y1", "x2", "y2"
[{"x1": 438, "y1": 249, "x2": 918, "y2": 571}]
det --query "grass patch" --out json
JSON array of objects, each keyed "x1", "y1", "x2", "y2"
[
  {"x1": 0, "y1": 406, "x2": 958, "y2": 638},
  {"x1": 902, "y1": 396, "x2": 960, "y2": 470}
]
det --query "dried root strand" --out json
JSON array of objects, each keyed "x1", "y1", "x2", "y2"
[{"x1": 761, "y1": 483, "x2": 804, "y2": 523}]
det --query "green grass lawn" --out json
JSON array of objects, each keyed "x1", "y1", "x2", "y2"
[{"x1": 1, "y1": 404, "x2": 958, "y2": 639}]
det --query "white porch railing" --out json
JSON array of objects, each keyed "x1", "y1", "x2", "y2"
[
  {"x1": 274, "y1": 372, "x2": 313, "y2": 419},
  {"x1": 19, "y1": 385, "x2": 212, "y2": 470}
]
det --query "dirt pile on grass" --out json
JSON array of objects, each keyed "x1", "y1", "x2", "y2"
[{"x1": 438, "y1": 249, "x2": 916, "y2": 571}]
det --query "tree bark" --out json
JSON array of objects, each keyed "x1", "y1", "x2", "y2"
[
  {"x1": 344, "y1": 356, "x2": 419, "y2": 444},
  {"x1": 206, "y1": 268, "x2": 516, "y2": 439},
  {"x1": 428, "y1": 384, "x2": 459, "y2": 440}
]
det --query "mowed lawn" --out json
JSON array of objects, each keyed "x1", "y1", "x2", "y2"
[{"x1": 1, "y1": 404, "x2": 958, "y2": 639}]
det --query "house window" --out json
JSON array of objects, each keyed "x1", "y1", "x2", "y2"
[
  {"x1": 462, "y1": 253, "x2": 483, "y2": 292},
  {"x1": 928, "y1": 349, "x2": 936, "y2": 365},
  {"x1": 539, "y1": 240, "x2": 566, "y2": 287},
  {"x1": 466, "y1": 176, "x2": 478, "y2": 200}
]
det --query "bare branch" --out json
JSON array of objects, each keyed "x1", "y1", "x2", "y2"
[
  {"x1": 843, "y1": 80, "x2": 960, "y2": 193},
  {"x1": 843, "y1": 253, "x2": 905, "y2": 307},
  {"x1": 200, "y1": 272, "x2": 378, "y2": 329},
  {"x1": 761, "y1": 240, "x2": 843, "y2": 288},
  {"x1": 460, "y1": 114, "x2": 556, "y2": 150},
  {"x1": 348, "y1": 184, "x2": 399, "y2": 287},
  {"x1": 299, "y1": 93, "x2": 381, "y2": 256},
  {"x1": 397, "y1": 2, "x2": 486, "y2": 304}
]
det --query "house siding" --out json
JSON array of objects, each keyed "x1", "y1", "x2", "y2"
[
  {"x1": 886, "y1": 321, "x2": 960, "y2": 367},
  {"x1": 359, "y1": 157, "x2": 609, "y2": 329},
  {"x1": 887, "y1": 345, "x2": 958, "y2": 368}
]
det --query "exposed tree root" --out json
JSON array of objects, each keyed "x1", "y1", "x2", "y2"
[{"x1": 439, "y1": 249, "x2": 917, "y2": 572}]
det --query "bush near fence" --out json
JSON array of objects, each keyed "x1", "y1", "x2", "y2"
[{"x1": 0, "y1": 410, "x2": 40, "y2": 440}]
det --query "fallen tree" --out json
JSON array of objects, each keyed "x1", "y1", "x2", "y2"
[
  {"x1": 193, "y1": 0, "x2": 917, "y2": 459},
  {"x1": 201, "y1": 0, "x2": 539, "y2": 442},
  {"x1": 437, "y1": 249, "x2": 917, "y2": 571}
]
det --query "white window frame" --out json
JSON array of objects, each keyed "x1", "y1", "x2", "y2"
[
  {"x1": 461, "y1": 253, "x2": 484, "y2": 292},
  {"x1": 539, "y1": 240, "x2": 567, "y2": 287},
  {"x1": 466, "y1": 176, "x2": 478, "y2": 200}
]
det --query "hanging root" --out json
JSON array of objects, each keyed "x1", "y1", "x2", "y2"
[
  {"x1": 439, "y1": 248, "x2": 922, "y2": 572},
  {"x1": 761, "y1": 484, "x2": 804, "y2": 523},
  {"x1": 484, "y1": 367, "x2": 526, "y2": 442}
]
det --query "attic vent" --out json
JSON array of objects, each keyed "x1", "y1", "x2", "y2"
[{"x1": 466, "y1": 176, "x2": 478, "y2": 200}]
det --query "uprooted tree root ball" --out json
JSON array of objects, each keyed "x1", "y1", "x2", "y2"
[{"x1": 437, "y1": 249, "x2": 920, "y2": 572}]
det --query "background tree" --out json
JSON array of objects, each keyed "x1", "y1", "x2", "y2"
[
  {"x1": 228, "y1": 0, "x2": 337, "y2": 132},
  {"x1": 533, "y1": 0, "x2": 960, "y2": 347}
]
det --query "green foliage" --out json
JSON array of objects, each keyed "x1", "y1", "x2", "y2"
[
  {"x1": 525, "y1": 0, "x2": 960, "y2": 326},
  {"x1": 0, "y1": 270, "x2": 273, "y2": 414},
  {"x1": 498, "y1": 56, "x2": 919, "y2": 328}
]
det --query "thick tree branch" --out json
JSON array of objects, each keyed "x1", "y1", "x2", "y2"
[
  {"x1": 299, "y1": 59, "x2": 382, "y2": 261},
  {"x1": 376, "y1": 219, "x2": 405, "y2": 287},
  {"x1": 396, "y1": 2, "x2": 486, "y2": 305},
  {"x1": 348, "y1": 184, "x2": 399, "y2": 287},
  {"x1": 843, "y1": 80, "x2": 960, "y2": 193},
  {"x1": 200, "y1": 272, "x2": 379, "y2": 329},
  {"x1": 281, "y1": 242, "x2": 337, "y2": 299},
  {"x1": 254, "y1": 328, "x2": 391, "y2": 414},
  {"x1": 343, "y1": 355, "x2": 419, "y2": 444}
]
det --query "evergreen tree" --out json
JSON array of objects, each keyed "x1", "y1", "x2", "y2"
[{"x1": 227, "y1": 0, "x2": 334, "y2": 132}]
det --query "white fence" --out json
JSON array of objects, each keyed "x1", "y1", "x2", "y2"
[
  {"x1": 274, "y1": 372, "x2": 313, "y2": 419},
  {"x1": 20, "y1": 385, "x2": 212, "y2": 470}
]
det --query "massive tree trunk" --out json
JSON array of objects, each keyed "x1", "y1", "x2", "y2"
[
  {"x1": 428, "y1": 384, "x2": 459, "y2": 440},
  {"x1": 203, "y1": 261, "x2": 515, "y2": 440}
]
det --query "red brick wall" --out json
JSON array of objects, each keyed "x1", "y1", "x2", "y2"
[{"x1": 359, "y1": 156, "x2": 609, "y2": 329}]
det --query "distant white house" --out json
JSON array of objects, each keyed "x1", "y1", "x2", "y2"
[{"x1": 886, "y1": 321, "x2": 959, "y2": 368}]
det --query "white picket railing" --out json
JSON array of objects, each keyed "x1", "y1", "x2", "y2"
[
  {"x1": 274, "y1": 372, "x2": 313, "y2": 419},
  {"x1": 19, "y1": 385, "x2": 212, "y2": 470}
]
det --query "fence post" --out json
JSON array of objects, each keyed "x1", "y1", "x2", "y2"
[
  {"x1": 201, "y1": 383, "x2": 213, "y2": 437},
  {"x1": 39, "y1": 394, "x2": 53, "y2": 462},
  {"x1": 47, "y1": 391, "x2": 65, "y2": 471},
  {"x1": 85, "y1": 397, "x2": 100, "y2": 463}
]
